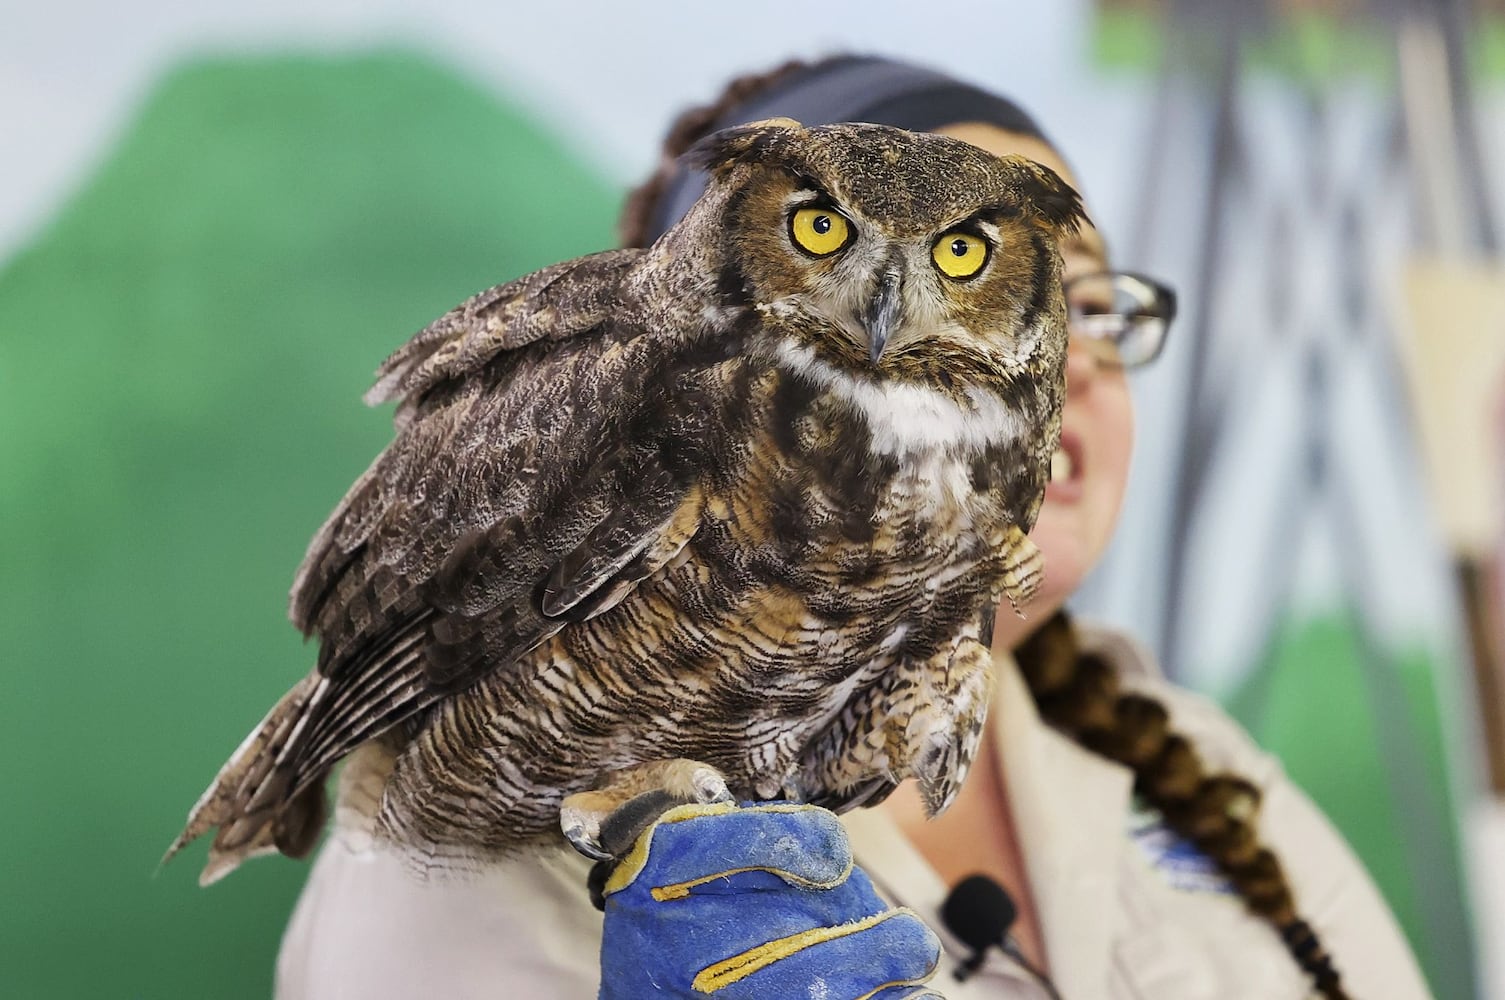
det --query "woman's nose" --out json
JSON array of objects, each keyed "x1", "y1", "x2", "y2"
[{"x1": 1064, "y1": 336, "x2": 1097, "y2": 393}]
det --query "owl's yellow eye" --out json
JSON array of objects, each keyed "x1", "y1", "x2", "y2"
[
  {"x1": 932, "y1": 231, "x2": 989, "y2": 279},
  {"x1": 789, "y1": 207, "x2": 852, "y2": 257}
]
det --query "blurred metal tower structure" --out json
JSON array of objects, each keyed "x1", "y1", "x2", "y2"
[{"x1": 1114, "y1": 1, "x2": 1497, "y2": 995}]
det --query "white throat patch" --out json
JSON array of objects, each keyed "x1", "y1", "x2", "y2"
[{"x1": 773, "y1": 338, "x2": 1023, "y2": 457}]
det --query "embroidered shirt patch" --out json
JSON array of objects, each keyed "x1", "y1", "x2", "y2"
[{"x1": 1127, "y1": 798, "x2": 1237, "y2": 895}]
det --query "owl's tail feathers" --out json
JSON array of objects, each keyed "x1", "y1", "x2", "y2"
[{"x1": 165, "y1": 673, "x2": 331, "y2": 886}]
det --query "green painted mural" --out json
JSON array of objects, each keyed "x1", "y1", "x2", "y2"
[{"x1": 0, "y1": 51, "x2": 618, "y2": 999}]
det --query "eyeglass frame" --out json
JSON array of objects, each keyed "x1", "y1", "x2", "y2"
[{"x1": 1061, "y1": 270, "x2": 1177, "y2": 370}]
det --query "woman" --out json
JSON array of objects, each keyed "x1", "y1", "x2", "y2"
[{"x1": 278, "y1": 56, "x2": 1431, "y2": 999}]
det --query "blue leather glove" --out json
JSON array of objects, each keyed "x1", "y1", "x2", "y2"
[{"x1": 596, "y1": 801, "x2": 944, "y2": 999}]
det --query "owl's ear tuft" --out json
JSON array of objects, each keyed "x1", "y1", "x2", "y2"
[
  {"x1": 685, "y1": 118, "x2": 803, "y2": 175},
  {"x1": 1010, "y1": 158, "x2": 1088, "y2": 238}
]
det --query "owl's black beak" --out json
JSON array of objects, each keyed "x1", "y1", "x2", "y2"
[{"x1": 864, "y1": 267, "x2": 903, "y2": 365}]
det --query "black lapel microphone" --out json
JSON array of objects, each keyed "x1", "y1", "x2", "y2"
[
  {"x1": 940, "y1": 874, "x2": 1063, "y2": 999},
  {"x1": 941, "y1": 875, "x2": 1016, "y2": 979}
]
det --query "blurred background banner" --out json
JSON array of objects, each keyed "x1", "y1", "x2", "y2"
[
  {"x1": 1077, "y1": 3, "x2": 1505, "y2": 999},
  {"x1": 1, "y1": 2, "x2": 1500, "y2": 998}
]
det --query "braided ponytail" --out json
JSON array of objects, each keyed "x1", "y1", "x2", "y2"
[
  {"x1": 618, "y1": 58, "x2": 814, "y2": 248},
  {"x1": 1014, "y1": 611, "x2": 1349, "y2": 999}
]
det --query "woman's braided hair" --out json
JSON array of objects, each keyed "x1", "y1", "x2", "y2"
[
  {"x1": 1015, "y1": 611, "x2": 1348, "y2": 998},
  {"x1": 624, "y1": 61, "x2": 1349, "y2": 1000}
]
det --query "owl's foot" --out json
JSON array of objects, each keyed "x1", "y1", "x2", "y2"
[
  {"x1": 897, "y1": 639, "x2": 994, "y2": 816},
  {"x1": 561, "y1": 758, "x2": 732, "y2": 861},
  {"x1": 800, "y1": 634, "x2": 994, "y2": 818}
]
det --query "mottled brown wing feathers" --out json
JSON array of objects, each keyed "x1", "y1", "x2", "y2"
[
  {"x1": 269, "y1": 246, "x2": 718, "y2": 812},
  {"x1": 364, "y1": 248, "x2": 643, "y2": 410},
  {"x1": 539, "y1": 463, "x2": 690, "y2": 618},
  {"x1": 290, "y1": 384, "x2": 479, "y2": 636},
  {"x1": 279, "y1": 450, "x2": 705, "y2": 798},
  {"x1": 289, "y1": 649, "x2": 431, "y2": 792},
  {"x1": 415, "y1": 448, "x2": 703, "y2": 683}
]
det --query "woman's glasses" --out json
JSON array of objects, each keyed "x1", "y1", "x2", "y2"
[{"x1": 1063, "y1": 271, "x2": 1177, "y2": 370}]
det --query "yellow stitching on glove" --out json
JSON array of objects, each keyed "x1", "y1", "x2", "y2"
[
  {"x1": 649, "y1": 851, "x2": 853, "y2": 901},
  {"x1": 691, "y1": 910, "x2": 904, "y2": 993},
  {"x1": 602, "y1": 802, "x2": 836, "y2": 898},
  {"x1": 603, "y1": 802, "x2": 740, "y2": 896}
]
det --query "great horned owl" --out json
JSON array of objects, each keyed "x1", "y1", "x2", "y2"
[{"x1": 170, "y1": 119, "x2": 1082, "y2": 882}]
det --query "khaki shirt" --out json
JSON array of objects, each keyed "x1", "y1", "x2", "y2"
[{"x1": 278, "y1": 624, "x2": 1432, "y2": 999}]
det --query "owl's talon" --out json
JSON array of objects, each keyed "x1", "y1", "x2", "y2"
[
  {"x1": 691, "y1": 766, "x2": 733, "y2": 804},
  {"x1": 561, "y1": 819, "x2": 613, "y2": 862},
  {"x1": 560, "y1": 758, "x2": 732, "y2": 860}
]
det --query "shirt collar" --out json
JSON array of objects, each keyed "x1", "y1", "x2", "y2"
[{"x1": 991, "y1": 645, "x2": 1134, "y2": 998}]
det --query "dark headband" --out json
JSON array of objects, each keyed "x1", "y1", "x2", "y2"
[{"x1": 647, "y1": 56, "x2": 1052, "y2": 242}]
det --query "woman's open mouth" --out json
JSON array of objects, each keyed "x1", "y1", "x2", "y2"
[{"x1": 1045, "y1": 430, "x2": 1085, "y2": 503}]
